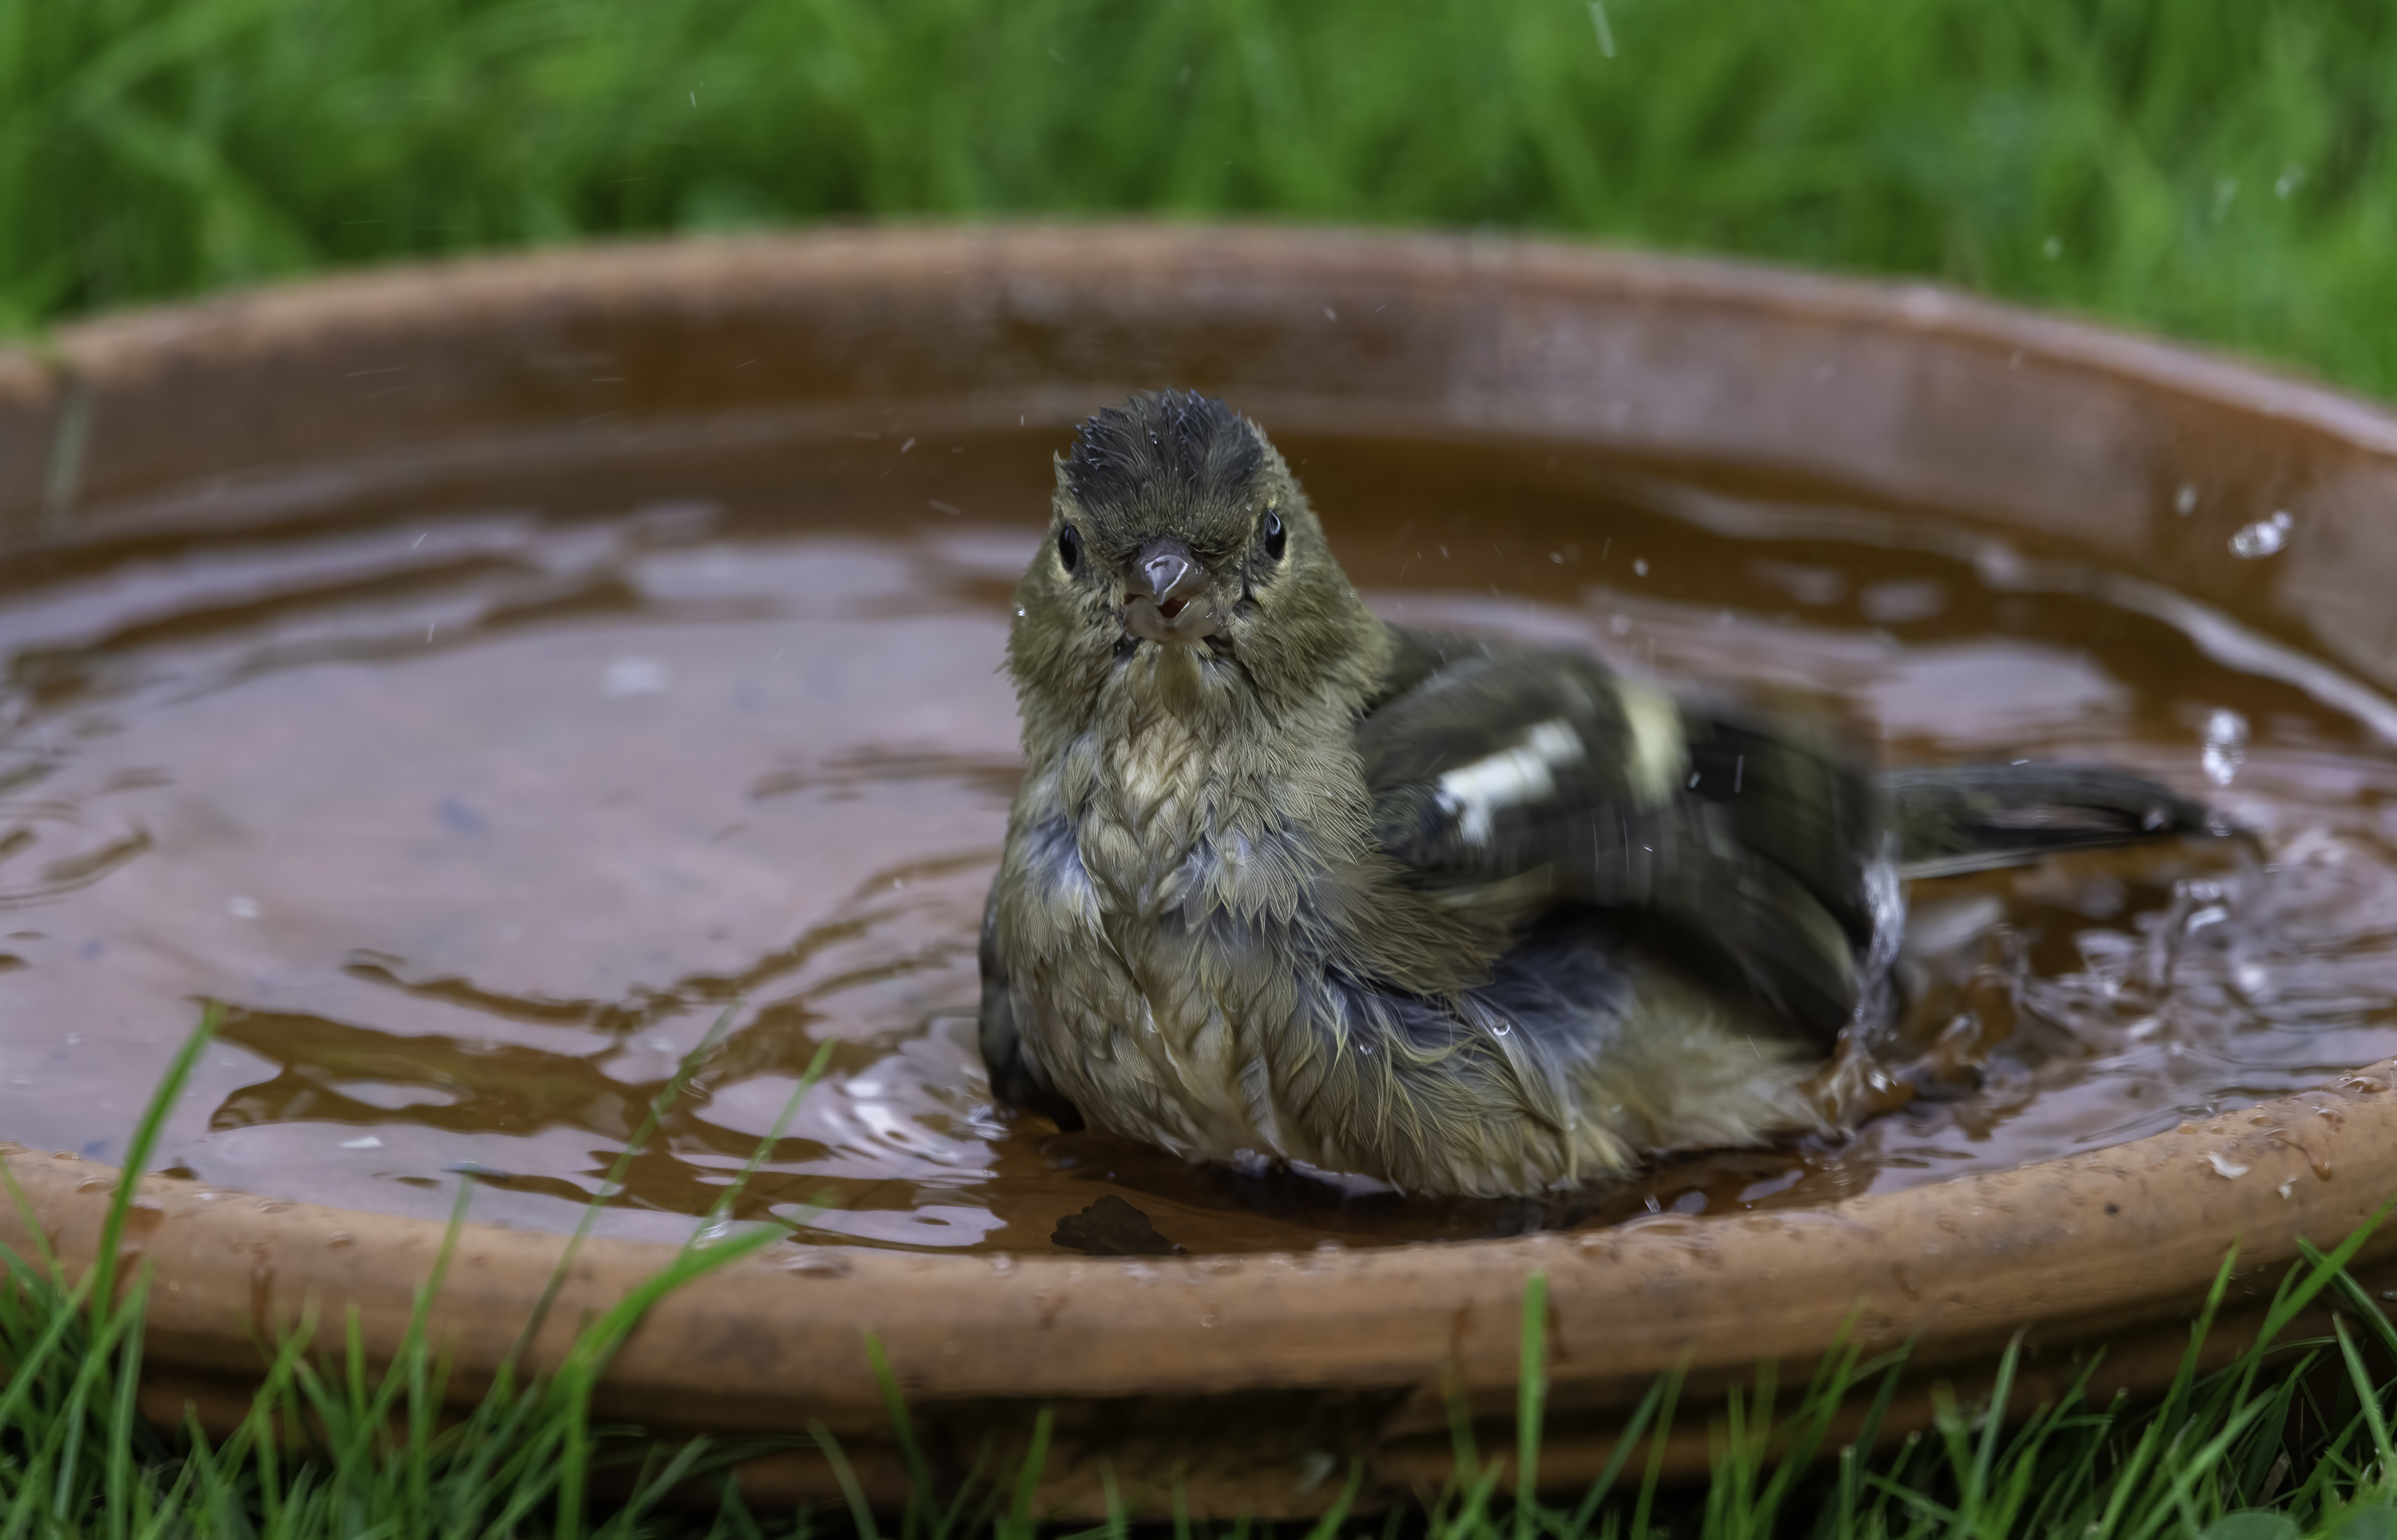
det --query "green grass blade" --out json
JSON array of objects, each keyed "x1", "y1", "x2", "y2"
[
  {"x1": 511, "y1": 998, "x2": 744, "y2": 1370},
  {"x1": 1012, "y1": 1407, "x2": 1054, "y2": 1534},
  {"x1": 866, "y1": 1330, "x2": 938, "y2": 1525},
  {"x1": 105, "y1": 1273, "x2": 144, "y2": 1540},
  {"x1": 87, "y1": 1003, "x2": 219, "y2": 1330},
  {"x1": 1517, "y1": 1269, "x2": 1548, "y2": 1540},
  {"x1": 1555, "y1": 1368, "x2": 1672, "y2": 1538},
  {"x1": 694, "y1": 1038, "x2": 836, "y2": 1238},
  {"x1": 809, "y1": 1419, "x2": 880, "y2": 1540},
  {"x1": 1628, "y1": 1359, "x2": 1684, "y2": 1540},
  {"x1": 2337, "y1": 1316, "x2": 2397, "y2": 1485}
]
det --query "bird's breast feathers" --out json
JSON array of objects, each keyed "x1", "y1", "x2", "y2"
[{"x1": 1001, "y1": 715, "x2": 1348, "y2": 1162}]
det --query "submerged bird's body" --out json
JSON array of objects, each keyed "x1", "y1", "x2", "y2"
[{"x1": 980, "y1": 392, "x2": 2204, "y2": 1198}]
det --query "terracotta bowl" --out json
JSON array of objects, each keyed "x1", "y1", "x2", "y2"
[{"x1": 6, "y1": 225, "x2": 2397, "y2": 1519}]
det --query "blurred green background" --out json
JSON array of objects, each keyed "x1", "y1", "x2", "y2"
[{"x1": 6, "y1": 0, "x2": 2391, "y2": 395}]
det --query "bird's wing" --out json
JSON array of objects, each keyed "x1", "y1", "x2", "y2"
[
  {"x1": 1356, "y1": 626, "x2": 1886, "y2": 1041},
  {"x1": 1883, "y1": 762, "x2": 2213, "y2": 878}
]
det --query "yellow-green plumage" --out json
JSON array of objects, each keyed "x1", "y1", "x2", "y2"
[{"x1": 978, "y1": 391, "x2": 2206, "y2": 1198}]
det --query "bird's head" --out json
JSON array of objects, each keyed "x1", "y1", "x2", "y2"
[{"x1": 1007, "y1": 391, "x2": 1385, "y2": 744}]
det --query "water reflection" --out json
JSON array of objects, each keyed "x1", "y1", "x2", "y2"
[{"x1": 3, "y1": 433, "x2": 2397, "y2": 1251}]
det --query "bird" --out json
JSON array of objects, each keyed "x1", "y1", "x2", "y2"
[{"x1": 976, "y1": 390, "x2": 2208, "y2": 1199}]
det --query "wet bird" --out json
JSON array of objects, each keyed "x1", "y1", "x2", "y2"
[{"x1": 978, "y1": 391, "x2": 2207, "y2": 1198}]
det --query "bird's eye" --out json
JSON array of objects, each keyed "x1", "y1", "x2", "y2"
[
  {"x1": 1261, "y1": 510, "x2": 1286, "y2": 562},
  {"x1": 1058, "y1": 524, "x2": 1083, "y2": 574}
]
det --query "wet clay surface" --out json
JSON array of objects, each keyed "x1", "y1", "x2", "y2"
[{"x1": 6, "y1": 429, "x2": 2397, "y2": 1254}]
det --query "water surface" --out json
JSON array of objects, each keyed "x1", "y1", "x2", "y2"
[{"x1": 5, "y1": 431, "x2": 2394, "y2": 1252}]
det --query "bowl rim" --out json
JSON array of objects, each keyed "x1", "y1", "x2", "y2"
[{"x1": 6, "y1": 221, "x2": 2397, "y2": 1514}]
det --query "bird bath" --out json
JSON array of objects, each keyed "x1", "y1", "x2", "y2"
[{"x1": 5, "y1": 225, "x2": 2397, "y2": 1517}]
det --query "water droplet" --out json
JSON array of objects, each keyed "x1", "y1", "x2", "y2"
[
  {"x1": 2229, "y1": 510, "x2": 2292, "y2": 558},
  {"x1": 2201, "y1": 708, "x2": 2248, "y2": 786},
  {"x1": 988, "y1": 1253, "x2": 1015, "y2": 1275},
  {"x1": 772, "y1": 1243, "x2": 852, "y2": 1276},
  {"x1": 1632, "y1": 558, "x2": 1649, "y2": 578},
  {"x1": 2205, "y1": 1151, "x2": 2250, "y2": 1179},
  {"x1": 2174, "y1": 483, "x2": 2198, "y2": 516},
  {"x1": 2041, "y1": 235, "x2": 2063, "y2": 259},
  {"x1": 340, "y1": 1134, "x2": 382, "y2": 1149},
  {"x1": 326, "y1": 1232, "x2": 355, "y2": 1249},
  {"x1": 604, "y1": 657, "x2": 671, "y2": 697}
]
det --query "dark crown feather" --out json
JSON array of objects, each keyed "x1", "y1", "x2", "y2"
[{"x1": 1063, "y1": 391, "x2": 1266, "y2": 518}]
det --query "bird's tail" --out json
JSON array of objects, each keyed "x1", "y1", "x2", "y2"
[{"x1": 1882, "y1": 763, "x2": 2213, "y2": 879}]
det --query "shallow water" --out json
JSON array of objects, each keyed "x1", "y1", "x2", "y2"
[{"x1": 6, "y1": 430, "x2": 2397, "y2": 1253}]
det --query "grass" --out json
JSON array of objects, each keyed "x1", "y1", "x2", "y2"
[
  {"x1": 0, "y1": 1007, "x2": 829, "y2": 1538},
  {"x1": 7, "y1": 1012, "x2": 2397, "y2": 1536},
  {"x1": 8, "y1": 2, "x2": 2397, "y2": 1531},
  {"x1": 2, "y1": 2, "x2": 2395, "y2": 397}
]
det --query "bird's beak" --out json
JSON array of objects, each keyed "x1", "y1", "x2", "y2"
[{"x1": 1123, "y1": 538, "x2": 1218, "y2": 644}]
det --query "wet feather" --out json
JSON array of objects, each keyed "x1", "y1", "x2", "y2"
[{"x1": 980, "y1": 391, "x2": 2206, "y2": 1197}]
